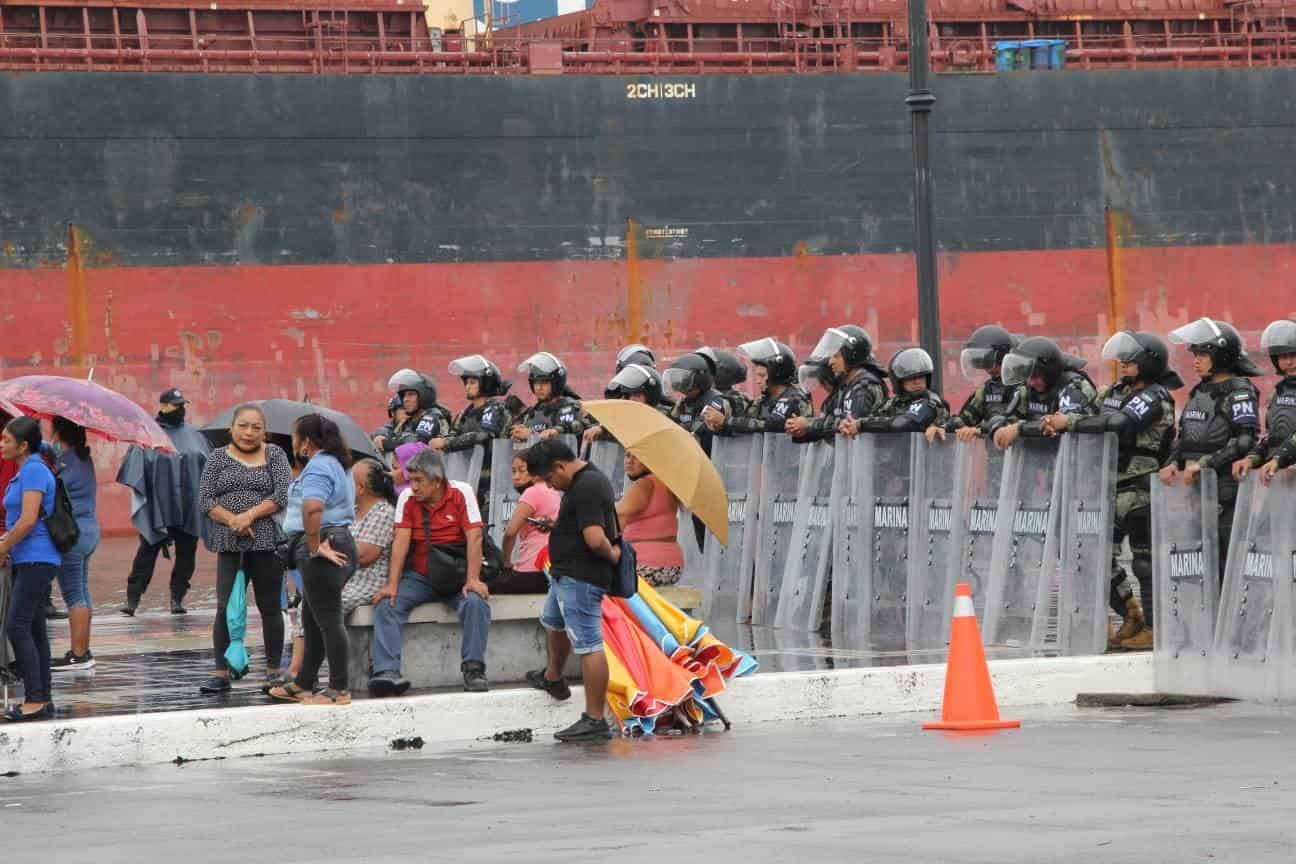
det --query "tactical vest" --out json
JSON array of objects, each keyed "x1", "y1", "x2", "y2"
[
  {"x1": 520, "y1": 396, "x2": 582, "y2": 435},
  {"x1": 1178, "y1": 379, "x2": 1255, "y2": 460},
  {"x1": 1098, "y1": 382, "x2": 1174, "y2": 481},
  {"x1": 1263, "y1": 377, "x2": 1296, "y2": 456},
  {"x1": 1024, "y1": 370, "x2": 1090, "y2": 418}
]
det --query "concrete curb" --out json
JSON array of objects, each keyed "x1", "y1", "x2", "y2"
[{"x1": 0, "y1": 653, "x2": 1154, "y2": 775}]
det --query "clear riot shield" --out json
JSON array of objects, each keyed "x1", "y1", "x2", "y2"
[
  {"x1": 1152, "y1": 469, "x2": 1219, "y2": 695},
  {"x1": 750, "y1": 434, "x2": 803, "y2": 626},
  {"x1": 1056, "y1": 432, "x2": 1117, "y2": 656},
  {"x1": 952, "y1": 439, "x2": 1000, "y2": 629},
  {"x1": 983, "y1": 436, "x2": 1064, "y2": 649},
  {"x1": 443, "y1": 445, "x2": 485, "y2": 490},
  {"x1": 700, "y1": 435, "x2": 762, "y2": 623},
  {"x1": 586, "y1": 440, "x2": 627, "y2": 498},
  {"x1": 908, "y1": 436, "x2": 968, "y2": 650},
  {"x1": 1266, "y1": 474, "x2": 1296, "y2": 703},
  {"x1": 486, "y1": 438, "x2": 520, "y2": 546},
  {"x1": 774, "y1": 440, "x2": 835, "y2": 631},
  {"x1": 829, "y1": 433, "x2": 917, "y2": 651},
  {"x1": 1212, "y1": 474, "x2": 1296, "y2": 701}
]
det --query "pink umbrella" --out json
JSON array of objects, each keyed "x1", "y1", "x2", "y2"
[{"x1": 0, "y1": 375, "x2": 174, "y2": 451}]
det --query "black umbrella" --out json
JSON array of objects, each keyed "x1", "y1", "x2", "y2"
[{"x1": 202, "y1": 399, "x2": 380, "y2": 460}]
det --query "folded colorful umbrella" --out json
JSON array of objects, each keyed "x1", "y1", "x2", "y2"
[{"x1": 224, "y1": 569, "x2": 250, "y2": 679}]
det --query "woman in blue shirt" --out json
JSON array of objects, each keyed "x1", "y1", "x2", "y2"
[
  {"x1": 49, "y1": 417, "x2": 99, "y2": 672},
  {"x1": 268, "y1": 414, "x2": 357, "y2": 705},
  {"x1": 0, "y1": 417, "x2": 61, "y2": 722}
]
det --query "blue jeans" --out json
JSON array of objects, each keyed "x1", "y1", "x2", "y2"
[
  {"x1": 8, "y1": 563, "x2": 56, "y2": 702},
  {"x1": 371, "y1": 570, "x2": 491, "y2": 675},
  {"x1": 540, "y1": 575, "x2": 606, "y2": 655},
  {"x1": 56, "y1": 520, "x2": 99, "y2": 610}
]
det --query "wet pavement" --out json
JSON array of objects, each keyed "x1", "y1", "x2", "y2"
[
  {"x1": 19, "y1": 535, "x2": 1046, "y2": 719},
  {"x1": 3, "y1": 702, "x2": 1294, "y2": 862}
]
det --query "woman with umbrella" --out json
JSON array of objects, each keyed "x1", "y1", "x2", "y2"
[
  {"x1": 616, "y1": 451, "x2": 684, "y2": 588},
  {"x1": 0, "y1": 417, "x2": 61, "y2": 722},
  {"x1": 47, "y1": 417, "x2": 100, "y2": 672},
  {"x1": 196, "y1": 405, "x2": 293, "y2": 695}
]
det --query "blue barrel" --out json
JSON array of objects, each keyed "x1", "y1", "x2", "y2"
[
  {"x1": 1048, "y1": 39, "x2": 1067, "y2": 70},
  {"x1": 1022, "y1": 39, "x2": 1051, "y2": 70},
  {"x1": 992, "y1": 41, "x2": 1019, "y2": 72}
]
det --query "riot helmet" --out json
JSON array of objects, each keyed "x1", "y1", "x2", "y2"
[
  {"x1": 696, "y1": 346, "x2": 748, "y2": 391},
  {"x1": 663, "y1": 353, "x2": 714, "y2": 397},
  {"x1": 387, "y1": 368, "x2": 437, "y2": 410},
  {"x1": 517, "y1": 352, "x2": 569, "y2": 395},
  {"x1": 888, "y1": 347, "x2": 935, "y2": 392},
  {"x1": 615, "y1": 344, "x2": 657, "y2": 372},
  {"x1": 809, "y1": 324, "x2": 875, "y2": 369},
  {"x1": 797, "y1": 359, "x2": 835, "y2": 392},
  {"x1": 1001, "y1": 337, "x2": 1084, "y2": 389},
  {"x1": 1169, "y1": 317, "x2": 1261, "y2": 377},
  {"x1": 1260, "y1": 320, "x2": 1296, "y2": 373},
  {"x1": 605, "y1": 363, "x2": 664, "y2": 405},
  {"x1": 738, "y1": 337, "x2": 797, "y2": 388},
  {"x1": 1101, "y1": 331, "x2": 1183, "y2": 389},
  {"x1": 448, "y1": 354, "x2": 509, "y2": 397},
  {"x1": 960, "y1": 325, "x2": 1018, "y2": 378}
]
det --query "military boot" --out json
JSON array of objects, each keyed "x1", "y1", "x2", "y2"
[{"x1": 1109, "y1": 596, "x2": 1145, "y2": 648}]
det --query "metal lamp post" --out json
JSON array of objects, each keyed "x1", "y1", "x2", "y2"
[{"x1": 906, "y1": 0, "x2": 943, "y2": 391}]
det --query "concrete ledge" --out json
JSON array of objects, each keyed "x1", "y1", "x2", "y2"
[
  {"x1": 345, "y1": 585, "x2": 703, "y2": 627},
  {"x1": 0, "y1": 653, "x2": 1153, "y2": 776}
]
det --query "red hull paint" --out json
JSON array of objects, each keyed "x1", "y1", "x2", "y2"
[{"x1": 4, "y1": 241, "x2": 1294, "y2": 534}]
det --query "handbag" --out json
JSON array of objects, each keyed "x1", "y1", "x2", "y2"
[
  {"x1": 43, "y1": 477, "x2": 81, "y2": 555},
  {"x1": 609, "y1": 537, "x2": 638, "y2": 599}
]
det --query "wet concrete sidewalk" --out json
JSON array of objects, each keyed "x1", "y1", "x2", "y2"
[{"x1": 20, "y1": 535, "x2": 1043, "y2": 721}]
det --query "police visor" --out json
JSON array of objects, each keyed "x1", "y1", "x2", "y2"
[
  {"x1": 797, "y1": 362, "x2": 829, "y2": 389},
  {"x1": 1101, "y1": 332, "x2": 1145, "y2": 364},
  {"x1": 448, "y1": 355, "x2": 492, "y2": 378},
  {"x1": 738, "y1": 337, "x2": 780, "y2": 365},
  {"x1": 662, "y1": 367, "x2": 700, "y2": 396},
  {"x1": 608, "y1": 363, "x2": 654, "y2": 395},
  {"x1": 1261, "y1": 320, "x2": 1296, "y2": 356},
  {"x1": 959, "y1": 347, "x2": 997, "y2": 378},
  {"x1": 999, "y1": 352, "x2": 1039, "y2": 387},
  {"x1": 387, "y1": 367, "x2": 424, "y2": 392},
  {"x1": 891, "y1": 348, "x2": 933, "y2": 381},
  {"x1": 1169, "y1": 317, "x2": 1224, "y2": 350},
  {"x1": 518, "y1": 352, "x2": 563, "y2": 377},
  {"x1": 809, "y1": 328, "x2": 850, "y2": 363}
]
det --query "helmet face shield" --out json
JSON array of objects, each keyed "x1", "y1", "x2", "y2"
[
  {"x1": 890, "y1": 348, "x2": 934, "y2": 381},
  {"x1": 1261, "y1": 320, "x2": 1296, "y2": 356},
  {"x1": 809, "y1": 328, "x2": 850, "y2": 363},
  {"x1": 797, "y1": 362, "x2": 828, "y2": 390},
  {"x1": 448, "y1": 354, "x2": 491, "y2": 378},
  {"x1": 662, "y1": 367, "x2": 699, "y2": 396},
  {"x1": 1000, "y1": 352, "x2": 1038, "y2": 387},
  {"x1": 1101, "y1": 332, "x2": 1145, "y2": 364},
  {"x1": 738, "y1": 337, "x2": 780, "y2": 365},
  {"x1": 609, "y1": 364, "x2": 653, "y2": 395},
  {"x1": 959, "y1": 347, "x2": 998, "y2": 378},
  {"x1": 387, "y1": 368, "x2": 424, "y2": 392},
  {"x1": 1169, "y1": 318, "x2": 1224, "y2": 349},
  {"x1": 518, "y1": 352, "x2": 563, "y2": 378}
]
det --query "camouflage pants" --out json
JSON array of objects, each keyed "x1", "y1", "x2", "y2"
[{"x1": 1110, "y1": 486, "x2": 1153, "y2": 626}]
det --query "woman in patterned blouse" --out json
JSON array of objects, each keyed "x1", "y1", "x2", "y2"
[
  {"x1": 197, "y1": 404, "x2": 293, "y2": 695},
  {"x1": 342, "y1": 459, "x2": 397, "y2": 615}
]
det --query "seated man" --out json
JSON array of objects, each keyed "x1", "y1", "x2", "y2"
[{"x1": 369, "y1": 449, "x2": 492, "y2": 695}]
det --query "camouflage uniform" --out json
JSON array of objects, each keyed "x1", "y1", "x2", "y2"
[
  {"x1": 948, "y1": 376, "x2": 1023, "y2": 433},
  {"x1": 514, "y1": 396, "x2": 586, "y2": 438},
  {"x1": 801, "y1": 367, "x2": 887, "y2": 442},
  {"x1": 723, "y1": 385, "x2": 813, "y2": 436},
  {"x1": 863, "y1": 389, "x2": 950, "y2": 432}
]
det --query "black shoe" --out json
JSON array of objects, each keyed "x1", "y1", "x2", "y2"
[
  {"x1": 45, "y1": 605, "x2": 69, "y2": 620},
  {"x1": 3, "y1": 703, "x2": 55, "y2": 723},
  {"x1": 462, "y1": 661, "x2": 490, "y2": 693},
  {"x1": 170, "y1": 599, "x2": 188, "y2": 615},
  {"x1": 367, "y1": 671, "x2": 410, "y2": 698},
  {"x1": 118, "y1": 602, "x2": 137, "y2": 617},
  {"x1": 199, "y1": 676, "x2": 232, "y2": 695},
  {"x1": 50, "y1": 650, "x2": 95, "y2": 672},
  {"x1": 526, "y1": 669, "x2": 571, "y2": 701},
  {"x1": 554, "y1": 713, "x2": 613, "y2": 743}
]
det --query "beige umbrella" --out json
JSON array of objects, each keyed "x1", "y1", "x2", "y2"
[{"x1": 581, "y1": 400, "x2": 729, "y2": 545}]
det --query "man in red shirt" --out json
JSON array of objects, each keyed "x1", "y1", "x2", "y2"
[{"x1": 369, "y1": 449, "x2": 492, "y2": 695}]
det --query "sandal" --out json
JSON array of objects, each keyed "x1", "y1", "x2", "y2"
[
  {"x1": 302, "y1": 689, "x2": 351, "y2": 706},
  {"x1": 267, "y1": 682, "x2": 312, "y2": 703}
]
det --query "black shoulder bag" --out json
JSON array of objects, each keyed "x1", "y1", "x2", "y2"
[{"x1": 44, "y1": 477, "x2": 81, "y2": 554}]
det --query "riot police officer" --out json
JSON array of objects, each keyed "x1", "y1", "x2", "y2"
[
  {"x1": 372, "y1": 370, "x2": 453, "y2": 454},
  {"x1": 707, "y1": 337, "x2": 813, "y2": 435},
  {"x1": 938, "y1": 325, "x2": 1024, "y2": 443},
  {"x1": 696, "y1": 346, "x2": 752, "y2": 420},
  {"x1": 615, "y1": 343, "x2": 657, "y2": 372},
  {"x1": 434, "y1": 355, "x2": 513, "y2": 499},
  {"x1": 664, "y1": 352, "x2": 730, "y2": 455},
  {"x1": 1050, "y1": 332, "x2": 1181, "y2": 651},
  {"x1": 583, "y1": 364, "x2": 671, "y2": 445},
  {"x1": 511, "y1": 352, "x2": 585, "y2": 441},
  {"x1": 787, "y1": 325, "x2": 888, "y2": 442},
  {"x1": 857, "y1": 348, "x2": 950, "y2": 435},
  {"x1": 988, "y1": 337, "x2": 1097, "y2": 448},
  {"x1": 1158, "y1": 317, "x2": 1261, "y2": 590},
  {"x1": 1234, "y1": 320, "x2": 1296, "y2": 485}
]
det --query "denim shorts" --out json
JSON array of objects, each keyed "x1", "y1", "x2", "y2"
[
  {"x1": 540, "y1": 575, "x2": 606, "y2": 655},
  {"x1": 56, "y1": 520, "x2": 100, "y2": 609}
]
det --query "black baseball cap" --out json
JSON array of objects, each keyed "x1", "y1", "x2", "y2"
[{"x1": 159, "y1": 388, "x2": 188, "y2": 406}]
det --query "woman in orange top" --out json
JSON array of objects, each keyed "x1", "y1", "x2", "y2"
[{"x1": 616, "y1": 451, "x2": 684, "y2": 587}]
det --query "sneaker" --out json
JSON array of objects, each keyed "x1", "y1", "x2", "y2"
[
  {"x1": 50, "y1": 650, "x2": 95, "y2": 672},
  {"x1": 199, "y1": 676, "x2": 232, "y2": 694},
  {"x1": 526, "y1": 668, "x2": 572, "y2": 701},
  {"x1": 170, "y1": 599, "x2": 188, "y2": 615},
  {"x1": 1118, "y1": 627, "x2": 1154, "y2": 652},
  {"x1": 462, "y1": 661, "x2": 490, "y2": 693},
  {"x1": 554, "y1": 713, "x2": 613, "y2": 743},
  {"x1": 367, "y1": 671, "x2": 411, "y2": 698}
]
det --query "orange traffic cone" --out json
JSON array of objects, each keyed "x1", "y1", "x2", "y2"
[{"x1": 922, "y1": 583, "x2": 1021, "y2": 732}]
